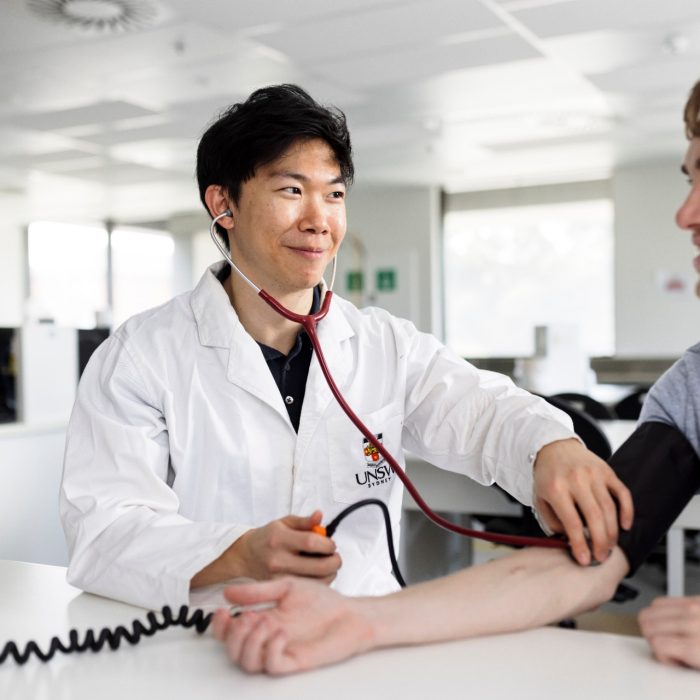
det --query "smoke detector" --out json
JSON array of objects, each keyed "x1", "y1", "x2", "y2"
[{"x1": 27, "y1": 0, "x2": 158, "y2": 33}]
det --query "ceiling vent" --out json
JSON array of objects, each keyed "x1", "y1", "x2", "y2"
[{"x1": 27, "y1": 0, "x2": 158, "y2": 33}]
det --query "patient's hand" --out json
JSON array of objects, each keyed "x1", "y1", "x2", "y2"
[
  {"x1": 639, "y1": 595, "x2": 700, "y2": 670},
  {"x1": 211, "y1": 578, "x2": 375, "y2": 675}
]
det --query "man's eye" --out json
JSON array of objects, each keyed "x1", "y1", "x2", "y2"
[
  {"x1": 330, "y1": 191, "x2": 345, "y2": 199},
  {"x1": 284, "y1": 186, "x2": 301, "y2": 194}
]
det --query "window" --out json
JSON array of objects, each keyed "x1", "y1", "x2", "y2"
[
  {"x1": 28, "y1": 222, "x2": 174, "y2": 330},
  {"x1": 443, "y1": 199, "x2": 614, "y2": 357},
  {"x1": 192, "y1": 228, "x2": 224, "y2": 282},
  {"x1": 28, "y1": 221, "x2": 108, "y2": 329}
]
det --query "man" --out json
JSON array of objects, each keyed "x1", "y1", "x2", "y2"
[
  {"x1": 60, "y1": 85, "x2": 631, "y2": 610},
  {"x1": 211, "y1": 82, "x2": 700, "y2": 675},
  {"x1": 637, "y1": 78, "x2": 700, "y2": 670}
]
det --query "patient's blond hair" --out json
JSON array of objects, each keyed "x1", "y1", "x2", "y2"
[{"x1": 683, "y1": 80, "x2": 700, "y2": 139}]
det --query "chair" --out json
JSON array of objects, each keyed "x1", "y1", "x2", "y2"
[
  {"x1": 613, "y1": 388, "x2": 650, "y2": 421},
  {"x1": 543, "y1": 395, "x2": 612, "y2": 460},
  {"x1": 551, "y1": 392, "x2": 616, "y2": 420}
]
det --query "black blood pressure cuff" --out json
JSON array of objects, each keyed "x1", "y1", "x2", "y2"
[{"x1": 609, "y1": 421, "x2": 700, "y2": 576}]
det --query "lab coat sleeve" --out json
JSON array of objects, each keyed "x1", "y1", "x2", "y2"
[
  {"x1": 399, "y1": 326, "x2": 576, "y2": 506},
  {"x1": 60, "y1": 335, "x2": 248, "y2": 610}
]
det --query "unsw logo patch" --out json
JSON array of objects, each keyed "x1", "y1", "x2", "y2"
[{"x1": 355, "y1": 433, "x2": 394, "y2": 488}]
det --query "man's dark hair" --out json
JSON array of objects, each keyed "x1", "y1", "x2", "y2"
[{"x1": 196, "y1": 84, "x2": 353, "y2": 238}]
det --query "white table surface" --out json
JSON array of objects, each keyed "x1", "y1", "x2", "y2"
[{"x1": 1, "y1": 560, "x2": 698, "y2": 700}]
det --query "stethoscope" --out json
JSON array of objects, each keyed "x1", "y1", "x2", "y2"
[
  {"x1": 210, "y1": 210, "x2": 567, "y2": 552},
  {"x1": 0, "y1": 211, "x2": 570, "y2": 667}
]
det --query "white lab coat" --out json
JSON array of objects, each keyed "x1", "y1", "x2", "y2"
[{"x1": 60, "y1": 262, "x2": 575, "y2": 609}]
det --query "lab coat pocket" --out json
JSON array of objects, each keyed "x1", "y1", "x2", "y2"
[{"x1": 327, "y1": 401, "x2": 404, "y2": 505}]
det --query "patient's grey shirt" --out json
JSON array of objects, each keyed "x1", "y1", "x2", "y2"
[{"x1": 639, "y1": 341, "x2": 700, "y2": 458}]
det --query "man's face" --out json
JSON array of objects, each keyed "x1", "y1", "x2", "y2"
[
  {"x1": 226, "y1": 138, "x2": 347, "y2": 297},
  {"x1": 677, "y1": 137, "x2": 700, "y2": 297}
]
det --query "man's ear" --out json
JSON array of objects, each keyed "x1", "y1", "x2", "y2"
[{"x1": 204, "y1": 185, "x2": 234, "y2": 227}]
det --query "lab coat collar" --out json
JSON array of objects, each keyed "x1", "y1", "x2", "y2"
[
  {"x1": 190, "y1": 261, "x2": 240, "y2": 349},
  {"x1": 190, "y1": 261, "x2": 356, "y2": 419},
  {"x1": 190, "y1": 261, "x2": 355, "y2": 350}
]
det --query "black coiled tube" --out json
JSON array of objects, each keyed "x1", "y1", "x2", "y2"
[
  {"x1": 2, "y1": 501, "x2": 403, "y2": 665},
  {"x1": 0, "y1": 605, "x2": 212, "y2": 665}
]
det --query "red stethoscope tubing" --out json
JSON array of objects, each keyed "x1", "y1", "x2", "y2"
[{"x1": 259, "y1": 288, "x2": 567, "y2": 551}]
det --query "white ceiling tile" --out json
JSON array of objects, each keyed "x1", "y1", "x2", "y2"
[
  {"x1": 512, "y1": 0, "x2": 700, "y2": 37},
  {"x1": 258, "y1": 0, "x2": 503, "y2": 63},
  {"x1": 0, "y1": 61, "x2": 100, "y2": 116},
  {"x1": 30, "y1": 157, "x2": 107, "y2": 174},
  {"x1": 57, "y1": 162, "x2": 177, "y2": 186},
  {"x1": 109, "y1": 139, "x2": 196, "y2": 172},
  {"x1": 486, "y1": 129, "x2": 611, "y2": 153},
  {"x1": 443, "y1": 140, "x2": 615, "y2": 192},
  {"x1": 313, "y1": 33, "x2": 539, "y2": 89},
  {"x1": 0, "y1": 127, "x2": 85, "y2": 156},
  {"x1": 351, "y1": 122, "x2": 431, "y2": 151},
  {"x1": 109, "y1": 178, "x2": 201, "y2": 221},
  {"x1": 75, "y1": 119, "x2": 198, "y2": 147},
  {"x1": 9, "y1": 101, "x2": 157, "y2": 131},
  {"x1": 166, "y1": 0, "x2": 407, "y2": 32},
  {"x1": 541, "y1": 29, "x2": 665, "y2": 75},
  {"x1": 108, "y1": 40, "x2": 305, "y2": 111},
  {"x1": 1, "y1": 149, "x2": 102, "y2": 168},
  {"x1": 496, "y1": 0, "x2": 577, "y2": 6},
  {"x1": 0, "y1": 0, "x2": 698, "y2": 220},
  {"x1": 447, "y1": 107, "x2": 613, "y2": 151},
  {"x1": 348, "y1": 57, "x2": 599, "y2": 125},
  {"x1": 589, "y1": 54, "x2": 700, "y2": 97},
  {"x1": 4, "y1": 22, "x2": 235, "y2": 97}
]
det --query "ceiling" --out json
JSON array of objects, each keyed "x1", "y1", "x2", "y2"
[{"x1": 1, "y1": 0, "x2": 700, "y2": 224}]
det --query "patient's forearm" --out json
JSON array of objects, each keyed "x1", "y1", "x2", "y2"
[{"x1": 361, "y1": 546, "x2": 628, "y2": 650}]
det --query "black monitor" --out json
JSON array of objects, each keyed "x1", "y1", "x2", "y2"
[
  {"x1": 0, "y1": 328, "x2": 17, "y2": 423},
  {"x1": 78, "y1": 328, "x2": 110, "y2": 378}
]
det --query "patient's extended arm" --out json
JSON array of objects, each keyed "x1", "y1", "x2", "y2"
[
  {"x1": 212, "y1": 420, "x2": 700, "y2": 675},
  {"x1": 211, "y1": 546, "x2": 628, "y2": 675}
]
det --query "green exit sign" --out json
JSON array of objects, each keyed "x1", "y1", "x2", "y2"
[
  {"x1": 376, "y1": 268, "x2": 396, "y2": 291},
  {"x1": 346, "y1": 270, "x2": 364, "y2": 291}
]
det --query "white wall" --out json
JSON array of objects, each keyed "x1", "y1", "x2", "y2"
[
  {"x1": 445, "y1": 166, "x2": 700, "y2": 358},
  {"x1": 168, "y1": 211, "x2": 212, "y2": 294},
  {"x1": 0, "y1": 424, "x2": 69, "y2": 565},
  {"x1": 613, "y1": 160, "x2": 700, "y2": 357},
  {"x1": 340, "y1": 184, "x2": 442, "y2": 336},
  {"x1": 0, "y1": 218, "x2": 24, "y2": 328}
]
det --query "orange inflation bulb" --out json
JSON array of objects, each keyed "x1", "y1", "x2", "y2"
[{"x1": 311, "y1": 524, "x2": 327, "y2": 537}]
